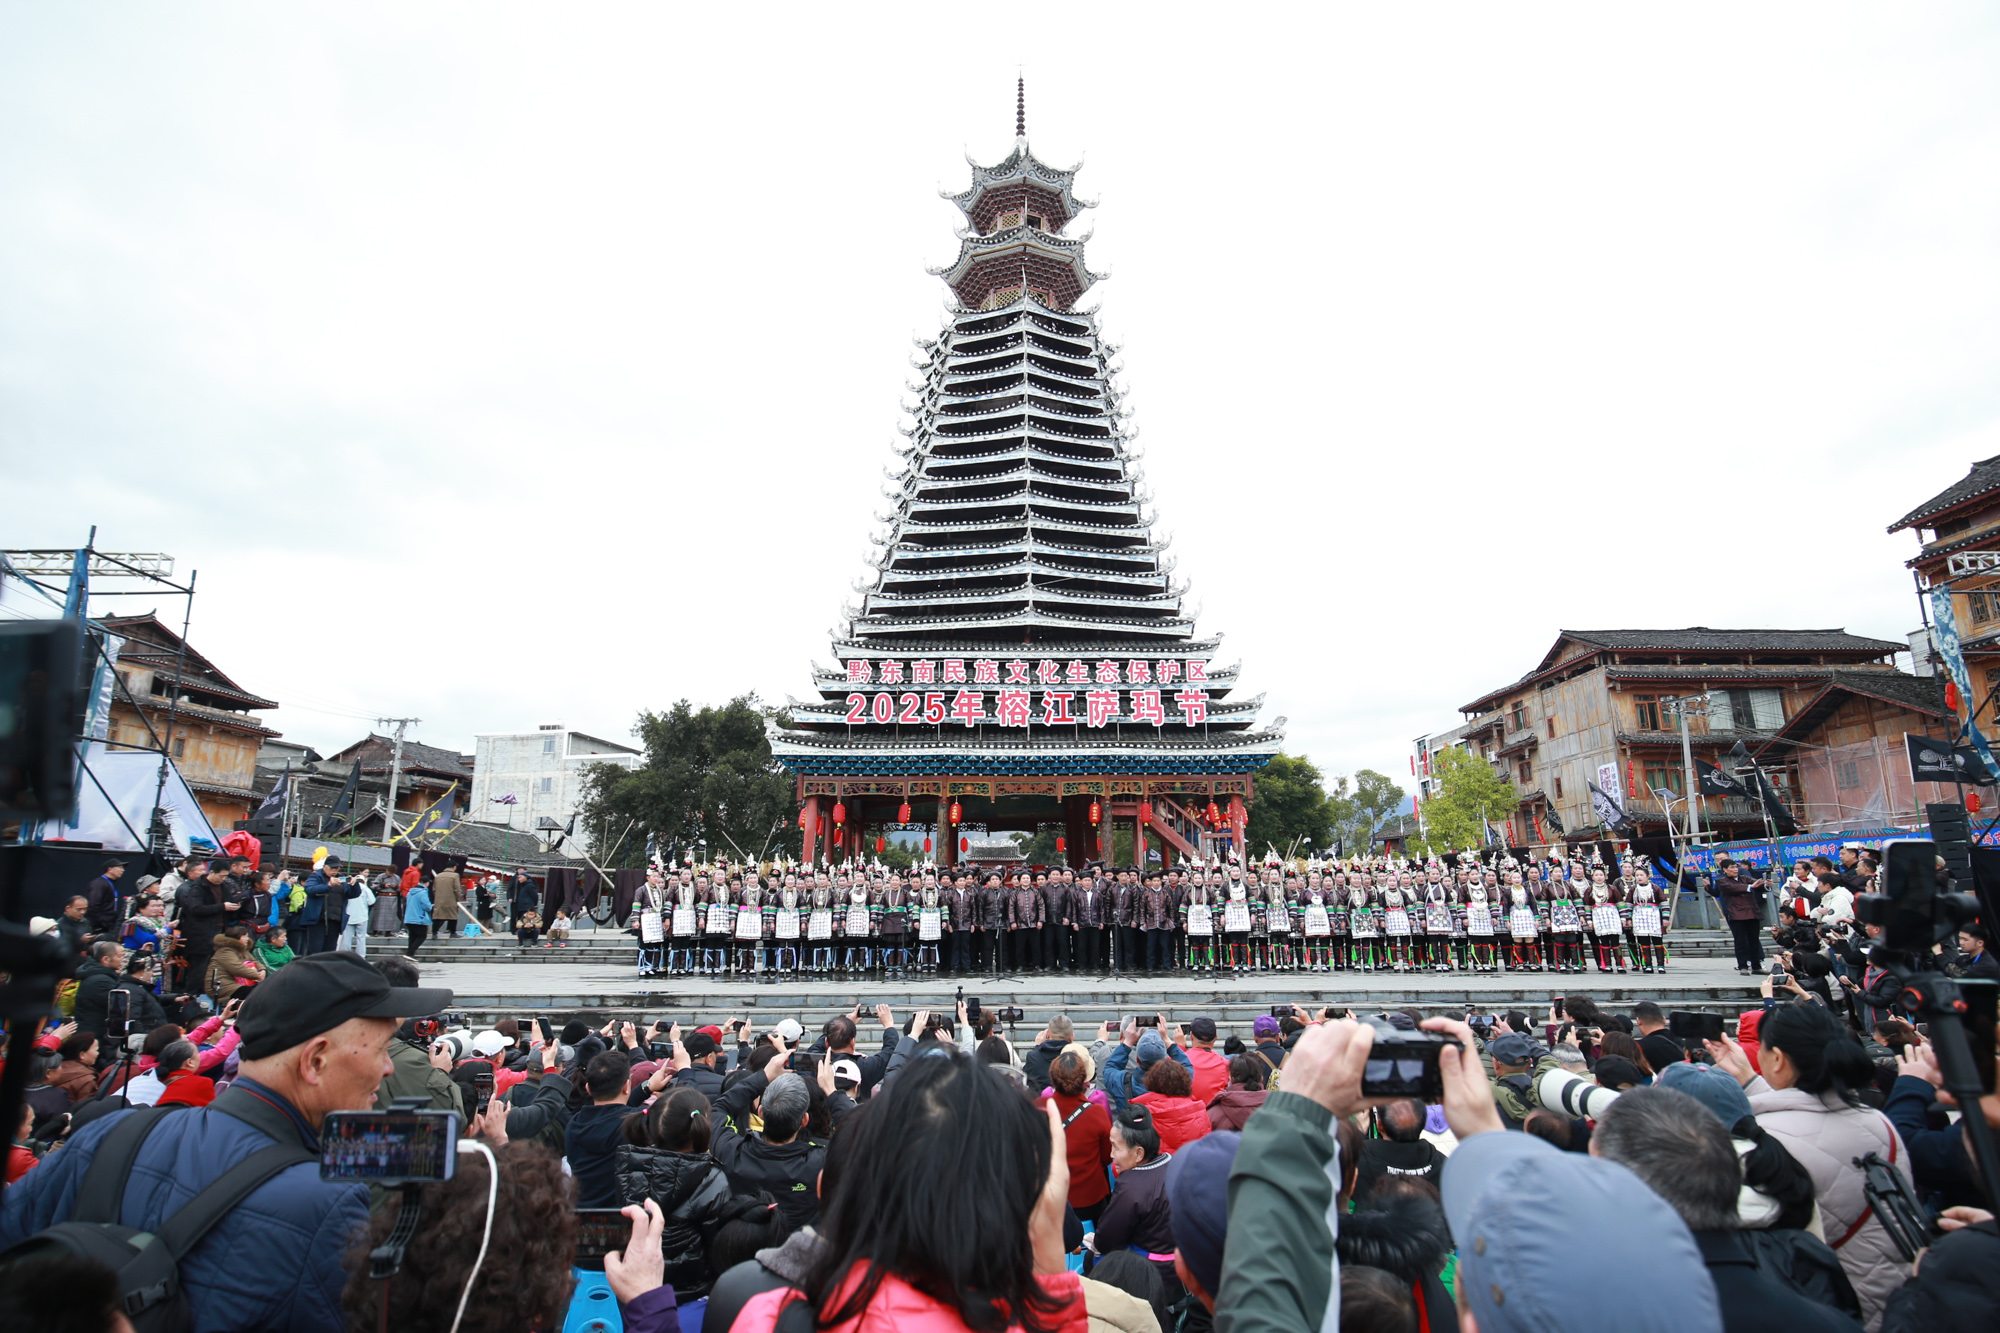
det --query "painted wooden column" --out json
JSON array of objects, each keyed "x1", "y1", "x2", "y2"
[
  {"x1": 801, "y1": 795, "x2": 820, "y2": 865},
  {"x1": 1134, "y1": 811, "x2": 1149, "y2": 871},
  {"x1": 1230, "y1": 794, "x2": 1248, "y2": 862},
  {"x1": 940, "y1": 788, "x2": 956, "y2": 869}
]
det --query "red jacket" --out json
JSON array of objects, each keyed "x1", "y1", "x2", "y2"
[
  {"x1": 734, "y1": 1268, "x2": 1087, "y2": 1333},
  {"x1": 1131, "y1": 1092, "x2": 1212, "y2": 1157},
  {"x1": 1040, "y1": 1091, "x2": 1113, "y2": 1209},
  {"x1": 157, "y1": 1070, "x2": 215, "y2": 1107},
  {"x1": 1186, "y1": 1046, "x2": 1230, "y2": 1105}
]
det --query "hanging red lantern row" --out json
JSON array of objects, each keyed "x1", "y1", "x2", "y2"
[
  {"x1": 1088, "y1": 800, "x2": 1102, "y2": 826},
  {"x1": 898, "y1": 802, "x2": 912, "y2": 824},
  {"x1": 832, "y1": 801, "x2": 847, "y2": 826},
  {"x1": 1206, "y1": 801, "x2": 1222, "y2": 826},
  {"x1": 949, "y1": 800, "x2": 962, "y2": 825},
  {"x1": 1138, "y1": 800, "x2": 1154, "y2": 825}
]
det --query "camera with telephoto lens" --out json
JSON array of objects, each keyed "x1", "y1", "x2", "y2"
[
  {"x1": 1538, "y1": 1066, "x2": 1620, "y2": 1120},
  {"x1": 1358, "y1": 1017, "x2": 1458, "y2": 1101}
]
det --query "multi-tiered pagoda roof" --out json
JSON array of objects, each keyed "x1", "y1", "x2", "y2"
[{"x1": 771, "y1": 92, "x2": 1283, "y2": 785}]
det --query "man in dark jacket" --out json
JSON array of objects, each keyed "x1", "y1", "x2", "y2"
[
  {"x1": 71, "y1": 941, "x2": 129, "y2": 1042},
  {"x1": 667, "y1": 1030, "x2": 727, "y2": 1099},
  {"x1": 979, "y1": 874, "x2": 1008, "y2": 974},
  {"x1": 1022, "y1": 1015, "x2": 1075, "y2": 1091},
  {"x1": 0, "y1": 952, "x2": 455, "y2": 1333},
  {"x1": 53, "y1": 895, "x2": 92, "y2": 966},
  {"x1": 83, "y1": 857, "x2": 127, "y2": 936},
  {"x1": 295, "y1": 858, "x2": 356, "y2": 957},
  {"x1": 1594, "y1": 1087, "x2": 1858, "y2": 1333},
  {"x1": 1041, "y1": 873, "x2": 1069, "y2": 974},
  {"x1": 1711, "y1": 861, "x2": 1767, "y2": 974},
  {"x1": 566, "y1": 1050, "x2": 635, "y2": 1208},
  {"x1": 175, "y1": 862, "x2": 240, "y2": 988},
  {"x1": 711, "y1": 1054, "x2": 831, "y2": 1230}
]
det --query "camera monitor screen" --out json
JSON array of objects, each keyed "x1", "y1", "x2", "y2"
[{"x1": 320, "y1": 1111, "x2": 460, "y2": 1183}]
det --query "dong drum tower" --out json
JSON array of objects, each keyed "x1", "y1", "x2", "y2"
[{"x1": 772, "y1": 87, "x2": 1284, "y2": 869}]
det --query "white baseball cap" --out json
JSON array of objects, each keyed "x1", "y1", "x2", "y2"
[
  {"x1": 470, "y1": 1030, "x2": 509, "y2": 1057},
  {"x1": 774, "y1": 1018, "x2": 804, "y2": 1043}
]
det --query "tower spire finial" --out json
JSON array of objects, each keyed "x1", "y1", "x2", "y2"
[{"x1": 1015, "y1": 75, "x2": 1026, "y2": 139}]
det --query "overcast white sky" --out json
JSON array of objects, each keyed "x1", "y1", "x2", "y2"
[{"x1": 5, "y1": 4, "x2": 1998, "y2": 794}]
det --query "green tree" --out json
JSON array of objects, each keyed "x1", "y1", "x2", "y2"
[
  {"x1": 576, "y1": 694, "x2": 795, "y2": 868},
  {"x1": 1335, "y1": 769, "x2": 1406, "y2": 858},
  {"x1": 1243, "y1": 753, "x2": 1339, "y2": 858},
  {"x1": 1418, "y1": 747, "x2": 1518, "y2": 854}
]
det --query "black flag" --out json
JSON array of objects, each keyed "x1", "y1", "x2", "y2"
[
  {"x1": 1748, "y1": 768, "x2": 1800, "y2": 837},
  {"x1": 1906, "y1": 733, "x2": 1999, "y2": 787},
  {"x1": 1695, "y1": 760, "x2": 1749, "y2": 799}
]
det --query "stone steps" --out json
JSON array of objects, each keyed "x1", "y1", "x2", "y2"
[
  {"x1": 443, "y1": 976, "x2": 1762, "y2": 1034},
  {"x1": 401, "y1": 930, "x2": 1738, "y2": 965}
]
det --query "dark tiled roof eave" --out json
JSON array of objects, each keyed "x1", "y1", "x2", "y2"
[{"x1": 1889, "y1": 454, "x2": 2000, "y2": 533}]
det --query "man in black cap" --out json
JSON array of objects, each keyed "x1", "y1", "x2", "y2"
[
  {"x1": 0, "y1": 953, "x2": 458, "y2": 1333},
  {"x1": 669, "y1": 1029, "x2": 727, "y2": 1099}
]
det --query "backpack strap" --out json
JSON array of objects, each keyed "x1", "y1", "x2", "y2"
[
  {"x1": 148, "y1": 1141, "x2": 316, "y2": 1264},
  {"x1": 72, "y1": 1106, "x2": 180, "y2": 1225}
]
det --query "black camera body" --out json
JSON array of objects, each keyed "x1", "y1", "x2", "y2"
[
  {"x1": 994, "y1": 1005, "x2": 1024, "y2": 1024},
  {"x1": 1359, "y1": 1019, "x2": 1458, "y2": 1101},
  {"x1": 1854, "y1": 839, "x2": 1980, "y2": 954}
]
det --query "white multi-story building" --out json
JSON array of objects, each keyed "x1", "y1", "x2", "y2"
[{"x1": 469, "y1": 723, "x2": 640, "y2": 852}]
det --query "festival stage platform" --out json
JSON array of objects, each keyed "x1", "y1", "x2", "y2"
[{"x1": 410, "y1": 948, "x2": 1766, "y2": 1033}]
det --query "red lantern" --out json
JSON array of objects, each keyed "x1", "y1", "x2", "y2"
[
  {"x1": 1206, "y1": 801, "x2": 1222, "y2": 826},
  {"x1": 1947, "y1": 681, "x2": 1962, "y2": 712},
  {"x1": 923, "y1": 837, "x2": 932, "y2": 852},
  {"x1": 1139, "y1": 801, "x2": 1153, "y2": 825},
  {"x1": 1971, "y1": 792, "x2": 1985, "y2": 815},
  {"x1": 960, "y1": 836, "x2": 970, "y2": 853},
  {"x1": 898, "y1": 802, "x2": 911, "y2": 824},
  {"x1": 1056, "y1": 836, "x2": 1066, "y2": 853},
  {"x1": 1088, "y1": 800, "x2": 1101, "y2": 826},
  {"x1": 876, "y1": 836, "x2": 888, "y2": 853},
  {"x1": 949, "y1": 801, "x2": 962, "y2": 825},
  {"x1": 817, "y1": 816, "x2": 826, "y2": 834},
  {"x1": 799, "y1": 809, "x2": 809, "y2": 829},
  {"x1": 833, "y1": 801, "x2": 847, "y2": 826}
]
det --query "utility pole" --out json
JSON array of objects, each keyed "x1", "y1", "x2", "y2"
[{"x1": 378, "y1": 718, "x2": 420, "y2": 844}]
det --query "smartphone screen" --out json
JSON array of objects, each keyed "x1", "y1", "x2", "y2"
[
  {"x1": 105, "y1": 989, "x2": 131, "y2": 1038},
  {"x1": 473, "y1": 1070, "x2": 495, "y2": 1113},
  {"x1": 320, "y1": 1110, "x2": 460, "y2": 1182},
  {"x1": 574, "y1": 1208, "x2": 630, "y2": 1271}
]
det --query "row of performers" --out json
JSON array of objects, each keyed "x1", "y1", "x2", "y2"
[{"x1": 627, "y1": 856, "x2": 1670, "y2": 979}]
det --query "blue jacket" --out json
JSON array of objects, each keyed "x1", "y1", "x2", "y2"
[
  {"x1": 1101, "y1": 1040, "x2": 1196, "y2": 1122},
  {"x1": 296, "y1": 869, "x2": 353, "y2": 927},
  {"x1": 0, "y1": 1077, "x2": 367, "y2": 1333},
  {"x1": 404, "y1": 884, "x2": 433, "y2": 925}
]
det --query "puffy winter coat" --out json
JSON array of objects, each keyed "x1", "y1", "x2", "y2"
[
  {"x1": 1205, "y1": 1087, "x2": 1268, "y2": 1132},
  {"x1": 1130, "y1": 1092, "x2": 1212, "y2": 1157},
  {"x1": 613, "y1": 1145, "x2": 734, "y2": 1298},
  {"x1": 1747, "y1": 1079, "x2": 1910, "y2": 1330},
  {"x1": 713, "y1": 1068, "x2": 829, "y2": 1230},
  {"x1": 205, "y1": 934, "x2": 262, "y2": 1000},
  {"x1": 0, "y1": 1078, "x2": 368, "y2": 1333}
]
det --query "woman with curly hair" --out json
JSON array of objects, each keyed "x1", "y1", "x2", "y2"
[{"x1": 340, "y1": 1140, "x2": 679, "y2": 1332}]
